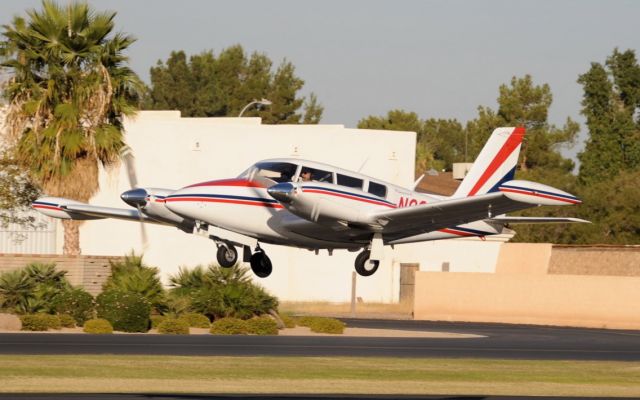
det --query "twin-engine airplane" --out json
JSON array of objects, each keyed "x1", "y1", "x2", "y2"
[{"x1": 33, "y1": 127, "x2": 587, "y2": 278}]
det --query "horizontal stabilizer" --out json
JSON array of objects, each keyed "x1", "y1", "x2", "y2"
[{"x1": 489, "y1": 216, "x2": 590, "y2": 224}]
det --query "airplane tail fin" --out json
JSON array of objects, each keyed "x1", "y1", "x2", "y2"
[{"x1": 453, "y1": 126, "x2": 525, "y2": 198}]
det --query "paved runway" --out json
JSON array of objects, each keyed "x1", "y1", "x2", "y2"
[{"x1": 1, "y1": 319, "x2": 639, "y2": 361}]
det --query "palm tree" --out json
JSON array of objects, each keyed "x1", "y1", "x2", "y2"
[
  {"x1": 0, "y1": 269, "x2": 35, "y2": 311},
  {"x1": 0, "y1": 1, "x2": 143, "y2": 254}
]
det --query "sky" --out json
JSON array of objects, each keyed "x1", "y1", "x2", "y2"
[{"x1": 2, "y1": 0, "x2": 639, "y2": 159}]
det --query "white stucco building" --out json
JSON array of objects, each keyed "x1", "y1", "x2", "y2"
[{"x1": 3, "y1": 110, "x2": 510, "y2": 303}]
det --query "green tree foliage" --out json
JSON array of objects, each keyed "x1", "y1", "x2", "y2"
[
  {"x1": 577, "y1": 48, "x2": 640, "y2": 184},
  {"x1": 0, "y1": 154, "x2": 40, "y2": 229},
  {"x1": 52, "y1": 287, "x2": 95, "y2": 325},
  {"x1": 146, "y1": 45, "x2": 323, "y2": 124},
  {"x1": 103, "y1": 253, "x2": 165, "y2": 312},
  {"x1": 0, "y1": 0, "x2": 144, "y2": 255}
]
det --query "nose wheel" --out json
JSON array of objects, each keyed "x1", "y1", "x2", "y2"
[
  {"x1": 250, "y1": 250, "x2": 273, "y2": 278},
  {"x1": 354, "y1": 250, "x2": 379, "y2": 277},
  {"x1": 216, "y1": 243, "x2": 238, "y2": 268}
]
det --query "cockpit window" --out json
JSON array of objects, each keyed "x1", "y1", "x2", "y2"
[
  {"x1": 337, "y1": 174, "x2": 363, "y2": 190},
  {"x1": 241, "y1": 162, "x2": 298, "y2": 183},
  {"x1": 298, "y1": 167, "x2": 333, "y2": 183}
]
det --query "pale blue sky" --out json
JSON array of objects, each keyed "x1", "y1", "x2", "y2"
[{"x1": 2, "y1": 0, "x2": 639, "y2": 158}]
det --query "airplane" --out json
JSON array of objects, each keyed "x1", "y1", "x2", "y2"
[{"x1": 32, "y1": 126, "x2": 587, "y2": 278}]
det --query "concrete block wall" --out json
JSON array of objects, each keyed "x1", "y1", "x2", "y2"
[
  {"x1": 413, "y1": 243, "x2": 640, "y2": 329},
  {"x1": 0, "y1": 254, "x2": 120, "y2": 295}
]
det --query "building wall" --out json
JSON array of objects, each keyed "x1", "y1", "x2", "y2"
[{"x1": 413, "y1": 243, "x2": 640, "y2": 329}]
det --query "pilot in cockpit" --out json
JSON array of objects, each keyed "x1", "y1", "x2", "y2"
[{"x1": 300, "y1": 170, "x2": 312, "y2": 182}]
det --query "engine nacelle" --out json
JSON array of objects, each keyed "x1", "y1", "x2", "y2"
[{"x1": 121, "y1": 187, "x2": 192, "y2": 227}]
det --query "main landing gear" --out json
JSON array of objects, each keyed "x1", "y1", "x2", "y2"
[
  {"x1": 216, "y1": 242, "x2": 239, "y2": 268},
  {"x1": 354, "y1": 249, "x2": 380, "y2": 277},
  {"x1": 216, "y1": 241, "x2": 273, "y2": 278},
  {"x1": 249, "y1": 248, "x2": 273, "y2": 278}
]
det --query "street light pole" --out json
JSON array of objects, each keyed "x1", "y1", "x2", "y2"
[{"x1": 238, "y1": 98, "x2": 272, "y2": 117}]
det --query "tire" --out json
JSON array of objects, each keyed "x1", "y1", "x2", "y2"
[
  {"x1": 250, "y1": 251, "x2": 273, "y2": 278},
  {"x1": 354, "y1": 250, "x2": 379, "y2": 277},
  {"x1": 217, "y1": 244, "x2": 238, "y2": 268}
]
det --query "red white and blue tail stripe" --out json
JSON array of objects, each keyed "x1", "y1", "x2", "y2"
[{"x1": 454, "y1": 127, "x2": 525, "y2": 198}]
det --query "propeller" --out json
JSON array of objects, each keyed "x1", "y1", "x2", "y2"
[{"x1": 120, "y1": 146, "x2": 149, "y2": 250}]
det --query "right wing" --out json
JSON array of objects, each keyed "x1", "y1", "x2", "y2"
[{"x1": 488, "y1": 216, "x2": 590, "y2": 224}]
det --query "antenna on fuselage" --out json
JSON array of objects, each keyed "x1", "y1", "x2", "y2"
[
  {"x1": 357, "y1": 157, "x2": 369, "y2": 173},
  {"x1": 412, "y1": 174, "x2": 425, "y2": 191}
]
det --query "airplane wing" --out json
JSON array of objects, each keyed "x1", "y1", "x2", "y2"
[
  {"x1": 63, "y1": 204, "x2": 172, "y2": 225},
  {"x1": 488, "y1": 216, "x2": 590, "y2": 224},
  {"x1": 371, "y1": 191, "x2": 530, "y2": 240}
]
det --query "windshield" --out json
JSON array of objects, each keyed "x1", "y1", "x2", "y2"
[{"x1": 240, "y1": 162, "x2": 298, "y2": 184}]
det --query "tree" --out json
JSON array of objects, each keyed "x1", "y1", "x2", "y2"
[
  {"x1": 0, "y1": 153, "x2": 40, "y2": 229},
  {"x1": 0, "y1": 1, "x2": 144, "y2": 254},
  {"x1": 146, "y1": 45, "x2": 323, "y2": 124},
  {"x1": 577, "y1": 48, "x2": 640, "y2": 184}
]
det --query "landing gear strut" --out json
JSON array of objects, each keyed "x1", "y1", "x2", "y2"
[
  {"x1": 250, "y1": 249, "x2": 273, "y2": 278},
  {"x1": 216, "y1": 243, "x2": 238, "y2": 268},
  {"x1": 354, "y1": 250, "x2": 379, "y2": 277}
]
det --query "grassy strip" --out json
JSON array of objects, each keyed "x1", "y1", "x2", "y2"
[{"x1": 0, "y1": 355, "x2": 639, "y2": 397}]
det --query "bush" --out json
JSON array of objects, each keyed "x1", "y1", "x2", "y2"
[
  {"x1": 150, "y1": 315, "x2": 166, "y2": 328},
  {"x1": 280, "y1": 313, "x2": 297, "y2": 329},
  {"x1": 42, "y1": 314, "x2": 62, "y2": 330},
  {"x1": 20, "y1": 314, "x2": 49, "y2": 331},
  {"x1": 52, "y1": 288, "x2": 95, "y2": 325},
  {"x1": 58, "y1": 314, "x2": 76, "y2": 328},
  {"x1": 209, "y1": 317, "x2": 248, "y2": 335},
  {"x1": 83, "y1": 318, "x2": 113, "y2": 334},
  {"x1": 179, "y1": 312, "x2": 210, "y2": 328},
  {"x1": 157, "y1": 318, "x2": 189, "y2": 335},
  {"x1": 96, "y1": 290, "x2": 151, "y2": 333},
  {"x1": 296, "y1": 316, "x2": 345, "y2": 334},
  {"x1": 246, "y1": 316, "x2": 278, "y2": 335}
]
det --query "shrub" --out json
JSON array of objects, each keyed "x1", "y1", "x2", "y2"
[
  {"x1": 96, "y1": 290, "x2": 151, "y2": 333},
  {"x1": 42, "y1": 314, "x2": 62, "y2": 330},
  {"x1": 295, "y1": 316, "x2": 317, "y2": 327},
  {"x1": 304, "y1": 317, "x2": 345, "y2": 334},
  {"x1": 157, "y1": 318, "x2": 189, "y2": 335},
  {"x1": 104, "y1": 253, "x2": 166, "y2": 313},
  {"x1": 83, "y1": 318, "x2": 113, "y2": 334},
  {"x1": 246, "y1": 316, "x2": 278, "y2": 335},
  {"x1": 52, "y1": 288, "x2": 95, "y2": 325},
  {"x1": 58, "y1": 314, "x2": 76, "y2": 328},
  {"x1": 280, "y1": 313, "x2": 297, "y2": 329},
  {"x1": 150, "y1": 315, "x2": 166, "y2": 328},
  {"x1": 179, "y1": 312, "x2": 210, "y2": 328},
  {"x1": 20, "y1": 314, "x2": 49, "y2": 331},
  {"x1": 209, "y1": 317, "x2": 248, "y2": 335},
  {"x1": 187, "y1": 265, "x2": 278, "y2": 320}
]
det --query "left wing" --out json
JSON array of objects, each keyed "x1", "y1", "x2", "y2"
[{"x1": 488, "y1": 216, "x2": 589, "y2": 224}]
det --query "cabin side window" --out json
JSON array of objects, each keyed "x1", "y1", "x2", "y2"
[
  {"x1": 299, "y1": 167, "x2": 334, "y2": 183},
  {"x1": 368, "y1": 181, "x2": 387, "y2": 198},
  {"x1": 252, "y1": 162, "x2": 298, "y2": 183},
  {"x1": 337, "y1": 174, "x2": 364, "y2": 190}
]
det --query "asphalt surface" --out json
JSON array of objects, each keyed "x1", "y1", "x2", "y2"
[
  {"x1": 0, "y1": 395, "x2": 631, "y2": 400},
  {"x1": 1, "y1": 319, "x2": 639, "y2": 361}
]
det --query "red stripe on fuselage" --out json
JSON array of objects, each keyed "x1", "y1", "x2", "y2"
[
  {"x1": 166, "y1": 197, "x2": 284, "y2": 209},
  {"x1": 303, "y1": 189, "x2": 396, "y2": 208},
  {"x1": 184, "y1": 179, "x2": 266, "y2": 189},
  {"x1": 499, "y1": 188, "x2": 581, "y2": 204},
  {"x1": 467, "y1": 127, "x2": 525, "y2": 196}
]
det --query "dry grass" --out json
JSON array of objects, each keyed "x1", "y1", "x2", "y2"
[
  {"x1": 1, "y1": 355, "x2": 639, "y2": 397},
  {"x1": 279, "y1": 301, "x2": 413, "y2": 319}
]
